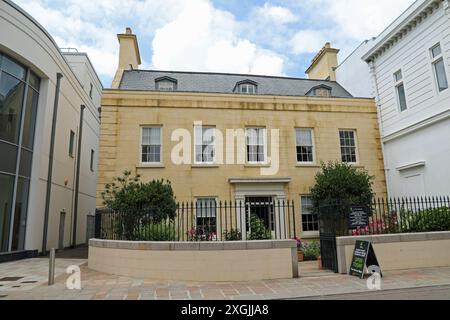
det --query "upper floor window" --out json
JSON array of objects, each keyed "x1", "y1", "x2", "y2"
[
  {"x1": 394, "y1": 70, "x2": 407, "y2": 112},
  {"x1": 235, "y1": 80, "x2": 258, "y2": 94},
  {"x1": 339, "y1": 130, "x2": 357, "y2": 164},
  {"x1": 89, "y1": 83, "x2": 93, "y2": 99},
  {"x1": 306, "y1": 85, "x2": 332, "y2": 97},
  {"x1": 246, "y1": 128, "x2": 265, "y2": 163},
  {"x1": 194, "y1": 126, "x2": 215, "y2": 164},
  {"x1": 155, "y1": 77, "x2": 177, "y2": 91},
  {"x1": 69, "y1": 130, "x2": 75, "y2": 158},
  {"x1": 296, "y1": 128, "x2": 314, "y2": 163},
  {"x1": 90, "y1": 149, "x2": 95, "y2": 172},
  {"x1": 430, "y1": 43, "x2": 448, "y2": 92},
  {"x1": 141, "y1": 127, "x2": 162, "y2": 164}
]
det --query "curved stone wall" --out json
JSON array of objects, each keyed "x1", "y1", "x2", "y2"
[{"x1": 89, "y1": 239, "x2": 298, "y2": 282}]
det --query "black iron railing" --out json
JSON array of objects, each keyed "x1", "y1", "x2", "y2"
[
  {"x1": 318, "y1": 196, "x2": 450, "y2": 237},
  {"x1": 95, "y1": 200, "x2": 297, "y2": 241}
]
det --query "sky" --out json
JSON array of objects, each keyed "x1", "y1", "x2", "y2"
[{"x1": 14, "y1": 0, "x2": 416, "y2": 87}]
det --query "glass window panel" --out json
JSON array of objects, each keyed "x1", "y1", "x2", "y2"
[
  {"x1": 434, "y1": 59, "x2": 448, "y2": 92},
  {"x1": 157, "y1": 80, "x2": 175, "y2": 91},
  {"x1": 141, "y1": 127, "x2": 161, "y2": 163},
  {"x1": 29, "y1": 72, "x2": 40, "y2": 92},
  {"x1": 394, "y1": 70, "x2": 402, "y2": 82},
  {"x1": 0, "y1": 141, "x2": 18, "y2": 174},
  {"x1": 339, "y1": 130, "x2": 357, "y2": 163},
  {"x1": 397, "y1": 84, "x2": 407, "y2": 111},
  {"x1": 11, "y1": 178, "x2": 29, "y2": 251},
  {"x1": 431, "y1": 44, "x2": 442, "y2": 58},
  {"x1": 0, "y1": 71, "x2": 25, "y2": 144},
  {"x1": 0, "y1": 173, "x2": 14, "y2": 252},
  {"x1": 2, "y1": 56, "x2": 26, "y2": 80},
  {"x1": 19, "y1": 148, "x2": 32, "y2": 177},
  {"x1": 90, "y1": 149, "x2": 95, "y2": 171},
  {"x1": 69, "y1": 130, "x2": 75, "y2": 157},
  {"x1": 21, "y1": 88, "x2": 39, "y2": 149},
  {"x1": 301, "y1": 196, "x2": 318, "y2": 232},
  {"x1": 296, "y1": 129, "x2": 312, "y2": 146}
]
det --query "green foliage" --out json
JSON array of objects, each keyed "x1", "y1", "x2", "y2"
[
  {"x1": 101, "y1": 170, "x2": 177, "y2": 221},
  {"x1": 401, "y1": 207, "x2": 450, "y2": 233},
  {"x1": 139, "y1": 221, "x2": 178, "y2": 241},
  {"x1": 101, "y1": 170, "x2": 177, "y2": 240},
  {"x1": 223, "y1": 229, "x2": 242, "y2": 241},
  {"x1": 299, "y1": 241, "x2": 321, "y2": 261},
  {"x1": 248, "y1": 215, "x2": 272, "y2": 240},
  {"x1": 310, "y1": 162, "x2": 375, "y2": 211}
]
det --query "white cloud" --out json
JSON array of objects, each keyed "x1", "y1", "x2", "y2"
[
  {"x1": 290, "y1": 30, "x2": 328, "y2": 55},
  {"x1": 325, "y1": 0, "x2": 415, "y2": 40},
  {"x1": 255, "y1": 3, "x2": 298, "y2": 24},
  {"x1": 151, "y1": 0, "x2": 284, "y2": 75}
]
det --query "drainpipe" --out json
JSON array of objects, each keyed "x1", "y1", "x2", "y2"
[
  {"x1": 42, "y1": 73, "x2": 63, "y2": 254},
  {"x1": 72, "y1": 105, "x2": 85, "y2": 247}
]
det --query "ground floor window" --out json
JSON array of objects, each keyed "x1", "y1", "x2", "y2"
[
  {"x1": 301, "y1": 196, "x2": 318, "y2": 232},
  {"x1": 195, "y1": 198, "x2": 217, "y2": 237}
]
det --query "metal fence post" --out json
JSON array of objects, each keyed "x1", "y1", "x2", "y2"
[
  {"x1": 48, "y1": 248, "x2": 56, "y2": 286},
  {"x1": 94, "y1": 209, "x2": 101, "y2": 239}
]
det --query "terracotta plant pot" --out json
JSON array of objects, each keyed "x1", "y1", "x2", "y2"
[{"x1": 297, "y1": 251, "x2": 304, "y2": 262}]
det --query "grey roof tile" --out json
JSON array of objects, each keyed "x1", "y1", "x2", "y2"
[{"x1": 118, "y1": 70, "x2": 353, "y2": 98}]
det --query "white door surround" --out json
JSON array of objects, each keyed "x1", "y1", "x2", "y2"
[{"x1": 229, "y1": 178, "x2": 291, "y2": 240}]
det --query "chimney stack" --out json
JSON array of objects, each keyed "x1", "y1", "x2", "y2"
[
  {"x1": 111, "y1": 27, "x2": 141, "y2": 88},
  {"x1": 305, "y1": 42, "x2": 340, "y2": 81}
]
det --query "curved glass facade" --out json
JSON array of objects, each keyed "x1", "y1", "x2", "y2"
[{"x1": 0, "y1": 52, "x2": 40, "y2": 252}]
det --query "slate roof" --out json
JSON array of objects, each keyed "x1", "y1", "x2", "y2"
[{"x1": 118, "y1": 70, "x2": 353, "y2": 98}]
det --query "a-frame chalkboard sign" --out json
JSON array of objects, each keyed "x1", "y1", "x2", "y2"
[{"x1": 349, "y1": 240, "x2": 382, "y2": 279}]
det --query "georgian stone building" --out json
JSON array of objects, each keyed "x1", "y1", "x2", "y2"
[{"x1": 98, "y1": 29, "x2": 387, "y2": 238}]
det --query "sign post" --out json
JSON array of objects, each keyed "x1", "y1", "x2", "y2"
[
  {"x1": 349, "y1": 205, "x2": 369, "y2": 229},
  {"x1": 349, "y1": 240, "x2": 382, "y2": 279}
]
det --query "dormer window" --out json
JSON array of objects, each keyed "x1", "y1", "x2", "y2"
[
  {"x1": 306, "y1": 85, "x2": 332, "y2": 97},
  {"x1": 155, "y1": 76, "x2": 177, "y2": 91},
  {"x1": 234, "y1": 80, "x2": 258, "y2": 94}
]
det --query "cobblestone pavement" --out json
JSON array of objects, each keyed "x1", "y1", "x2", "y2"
[{"x1": 0, "y1": 259, "x2": 450, "y2": 300}]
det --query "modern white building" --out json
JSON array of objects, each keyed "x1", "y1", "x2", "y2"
[
  {"x1": 362, "y1": 0, "x2": 450, "y2": 197},
  {"x1": 0, "y1": 0, "x2": 102, "y2": 256},
  {"x1": 335, "y1": 38, "x2": 377, "y2": 98}
]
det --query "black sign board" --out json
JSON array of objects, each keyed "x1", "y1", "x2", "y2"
[
  {"x1": 349, "y1": 240, "x2": 382, "y2": 279},
  {"x1": 349, "y1": 206, "x2": 369, "y2": 229}
]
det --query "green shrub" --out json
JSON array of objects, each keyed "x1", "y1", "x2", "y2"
[
  {"x1": 223, "y1": 229, "x2": 242, "y2": 241},
  {"x1": 248, "y1": 215, "x2": 272, "y2": 240},
  {"x1": 401, "y1": 207, "x2": 450, "y2": 233},
  {"x1": 300, "y1": 241, "x2": 321, "y2": 261},
  {"x1": 139, "y1": 220, "x2": 178, "y2": 241}
]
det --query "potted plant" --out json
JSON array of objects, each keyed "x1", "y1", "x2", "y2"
[{"x1": 293, "y1": 237, "x2": 304, "y2": 262}]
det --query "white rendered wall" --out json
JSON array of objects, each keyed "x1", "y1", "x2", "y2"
[
  {"x1": 0, "y1": 1, "x2": 101, "y2": 252},
  {"x1": 335, "y1": 39, "x2": 376, "y2": 98}
]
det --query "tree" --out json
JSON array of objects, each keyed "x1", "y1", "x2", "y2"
[
  {"x1": 310, "y1": 162, "x2": 374, "y2": 228},
  {"x1": 102, "y1": 170, "x2": 177, "y2": 228}
]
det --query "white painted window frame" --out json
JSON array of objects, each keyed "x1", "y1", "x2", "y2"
[
  {"x1": 338, "y1": 129, "x2": 359, "y2": 165},
  {"x1": 194, "y1": 125, "x2": 216, "y2": 165},
  {"x1": 430, "y1": 42, "x2": 449, "y2": 94},
  {"x1": 140, "y1": 126, "x2": 163, "y2": 165},
  {"x1": 245, "y1": 127, "x2": 267, "y2": 165},
  {"x1": 393, "y1": 69, "x2": 408, "y2": 113},
  {"x1": 295, "y1": 128, "x2": 316, "y2": 165}
]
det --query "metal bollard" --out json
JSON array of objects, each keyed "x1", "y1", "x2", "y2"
[{"x1": 48, "y1": 248, "x2": 56, "y2": 286}]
